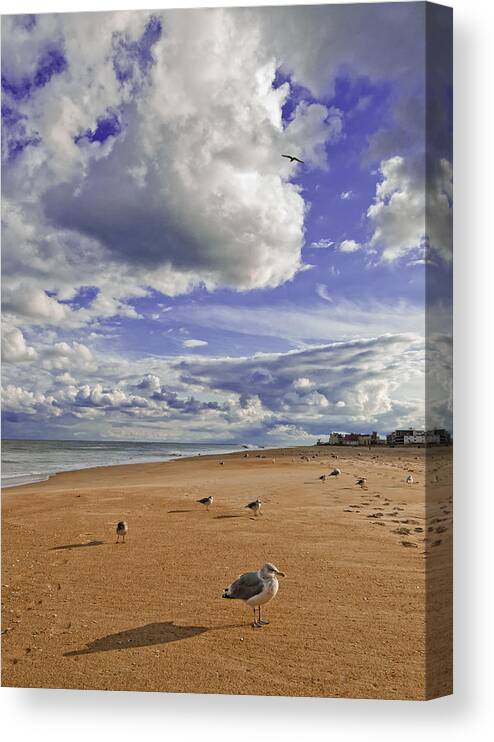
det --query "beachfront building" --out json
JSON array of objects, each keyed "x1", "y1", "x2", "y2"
[
  {"x1": 321, "y1": 431, "x2": 383, "y2": 446},
  {"x1": 387, "y1": 428, "x2": 452, "y2": 446}
]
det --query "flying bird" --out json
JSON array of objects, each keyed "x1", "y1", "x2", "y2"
[
  {"x1": 197, "y1": 495, "x2": 214, "y2": 510},
  {"x1": 281, "y1": 154, "x2": 304, "y2": 164},
  {"x1": 116, "y1": 521, "x2": 128, "y2": 543},
  {"x1": 223, "y1": 563, "x2": 286, "y2": 628}
]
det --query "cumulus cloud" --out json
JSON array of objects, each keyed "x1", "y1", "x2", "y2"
[
  {"x1": 339, "y1": 239, "x2": 361, "y2": 253},
  {"x1": 2, "y1": 284, "x2": 68, "y2": 322},
  {"x1": 2, "y1": 7, "x2": 347, "y2": 315},
  {"x1": 1, "y1": 327, "x2": 37, "y2": 362},
  {"x1": 366, "y1": 156, "x2": 452, "y2": 262},
  {"x1": 177, "y1": 333, "x2": 425, "y2": 432},
  {"x1": 1, "y1": 333, "x2": 427, "y2": 442},
  {"x1": 1, "y1": 4, "x2": 431, "y2": 323}
]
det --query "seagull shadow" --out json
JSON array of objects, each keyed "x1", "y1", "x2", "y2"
[
  {"x1": 64, "y1": 620, "x2": 245, "y2": 656},
  {"x1": 167, "y1": 509, "x2": 193, "y2": 513},
  {"x1": 214, "y1": 515, "x2": 241, "y2": 520},
  {"x1": 49, "y1": 540, "x2": 104, "y2": 551}
]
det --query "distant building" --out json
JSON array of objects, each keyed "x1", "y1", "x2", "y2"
[
  {"x1": 322, "y1": 431, "x2": 384, "y2": 446},
  {"x1": 387, "y1": 428, "x2": 452, "y2": 446}
]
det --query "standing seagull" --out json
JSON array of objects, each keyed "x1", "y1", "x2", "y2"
[
  {"x1": 406, "y1": 475, "x2": 414, "y2": 485},
  {"x1": 197, "y1": 495, "x2": 214, "y2": 510},
  {"x1": 116, "y1": 521, "x2": 128, "y2": 543},
  {"x1": 245, "y1": 498, "x2": 262, "y2": 516},
  {"x1": 223, "y1": 563, "x2": 286, "y2": 628},
  {"x1": 329, "y1": 468, "x2": 341, "y2": 477},
  {"x1": 281, "y1": 154, "x2": 304, "y2": 164},
  {"x1": 356, "y1": 477, "x2": 367, "y2": 487}
]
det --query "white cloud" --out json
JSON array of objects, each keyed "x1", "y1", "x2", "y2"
[
  {"x1": 1, "y1": 333, "x2": 430, "y2": 442},
  {"x1": 340, "y1": 190, "x2": 353, "y2": 200},
  {"x1": 309, "y1": 238, "x2": 334, "y2": 249},
  {"x1": 316, "y1": 284, "x2": 333, "y2": 303},
  {"x1": 2, "y1": 8, "x2": 347, "y2": 318},
  {"x1": 182, "y1": 339, "x2": 208, "y2": 349},
  {"x1": 2, "y1": 284, "x2": 69, "y2": 323},
  {"x1": 339, "y1": 239, "x2": 361, "y2": 253},
  {"x1": 366, "y1": 156, "x2": 452, "y2": 262},
  {"x1": 1, "y1": 327, "x2": 37, "y2": 362}
]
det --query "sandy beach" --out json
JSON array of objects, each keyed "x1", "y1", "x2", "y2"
[{"x1": 1, "y1": 445, "x2": 452, "y2": 699}]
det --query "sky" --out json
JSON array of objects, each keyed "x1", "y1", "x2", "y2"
[{"x1": 1, "y1": 3, "x2": 453, "y2": 444}]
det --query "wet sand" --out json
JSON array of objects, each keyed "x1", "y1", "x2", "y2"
[{"x1": 1, "y1": 445, "x2": 452, "y2": 699}]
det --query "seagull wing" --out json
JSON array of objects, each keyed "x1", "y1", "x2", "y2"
[
  {"x1": 293, "y1": 156, "x2": 305, "y2": 164},
  {"x1": 281, "y1": 154, "x2": 292, "y2": 160},
  {"x1": 226, "y1": 571, "x2": 265, "y2": 601}
]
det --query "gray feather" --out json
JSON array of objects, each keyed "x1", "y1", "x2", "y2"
[{"x1": 224, "y1": 571, "x2": 264, "y2": 601}]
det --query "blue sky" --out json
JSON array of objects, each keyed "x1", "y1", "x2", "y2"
[{"x1": 1, "y1": 4, "x2": 452, "y2": 443}]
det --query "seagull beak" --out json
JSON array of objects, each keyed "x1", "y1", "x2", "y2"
[{"x1": 276, "y1": 570, "x2": 286, "y2": 577}]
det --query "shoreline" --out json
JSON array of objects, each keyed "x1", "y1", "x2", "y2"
[
  {"x1": 1, "y1": 442, "x2": 452, "y2": 492},
  {"x1": 1, "y1": 443, "x2": 257, "y2": 491},
  {"x1": 2, "y1": 444, "x2": 452, "y2": 698}
]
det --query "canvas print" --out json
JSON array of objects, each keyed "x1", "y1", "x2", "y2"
[{"x1": 1, "y1": 3, "x2": 452, "y2": 700}]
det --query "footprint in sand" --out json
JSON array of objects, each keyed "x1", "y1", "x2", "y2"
[
  {"x1": 414, "y1": 527, "x2": 424, "y2": 533},
  {"x1": 393, "y1": 527, "x2": 411, "y2": 535},
  {"x1": 367, "y1": 513, "x2": 384, "y2": 519},
  {"x1": 401, "y1": 541, "x2": 418, "y2": 548},
  {"x1": 436, "y1": 526, "x2": 448, "y2": 534},
  {"x1": 431, "y1": 540, "x2": 442, "y2": 547}
]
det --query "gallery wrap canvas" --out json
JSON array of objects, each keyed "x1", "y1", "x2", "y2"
[{"x1": 1, "y1": 2, "x2": 452, "y2": 700}]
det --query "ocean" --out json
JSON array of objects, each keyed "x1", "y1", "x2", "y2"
[{"x1": 1, "y1": 439, "x2": 249, "y2": 488}]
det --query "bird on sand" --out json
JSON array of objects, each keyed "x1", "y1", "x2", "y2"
[
  {"x1": 197, "y1": 495, "x2": 214, "y2": 510},
  {"x1": 406, "y1": 475, "x2": 414, "y2": 485},
  {"x1": 245, "y1": 498, "x2": 262, "y2": 516},
  {"x1": 356, "y1": 477, "x2": 367, "y2": 487},
  {"x1": 116, "y1": 521, "x2": 128, "y2": 543},
  {"x1": 223, "y1": 563, "x2": 286, "y2": 628},
  {"x1": 282, "y1": 154, "x2": 304, "y2": 164},
  {"x1": 329, "y1": 468, "x2": 341, "y2": 477},
  {"x1": 319, "y1": 474, "x2": 327, "y2": 481}
]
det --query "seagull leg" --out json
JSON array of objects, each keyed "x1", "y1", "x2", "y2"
[
  {"x1": 258, "y1": 606, "x2": 270, "y2": 625},
  {"x1": 252, "y1": 608, "x2": 262, "y2": 628}
]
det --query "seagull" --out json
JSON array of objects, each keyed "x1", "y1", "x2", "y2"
[
  {"x1": 406, "y1": 475, "x2": 414, "y2": 485},
  {"x1": 116, "y1": 521, "x2": 128, "y2": 543},
  {"x1": 319, "y1": 474, "x2": 327, "y2": 481},
  {"x1": 197, "y1": 495, "x2": 214, "y2": 510},
  {"x1": 223, "y1": 563, "x2": 286, "y2": 628},
  {"x1": 245, "y1": 498, "x2": 262, "y2": 516},
  {"x1": 356, "y1": 478, "x2": 367, "y2": 487},
  {"x1": 329, "y1": 468, "x2": 341, "y2": 477},
  {"x1": 282, "y1": 154, "x2": 304, "y2": 164}
]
